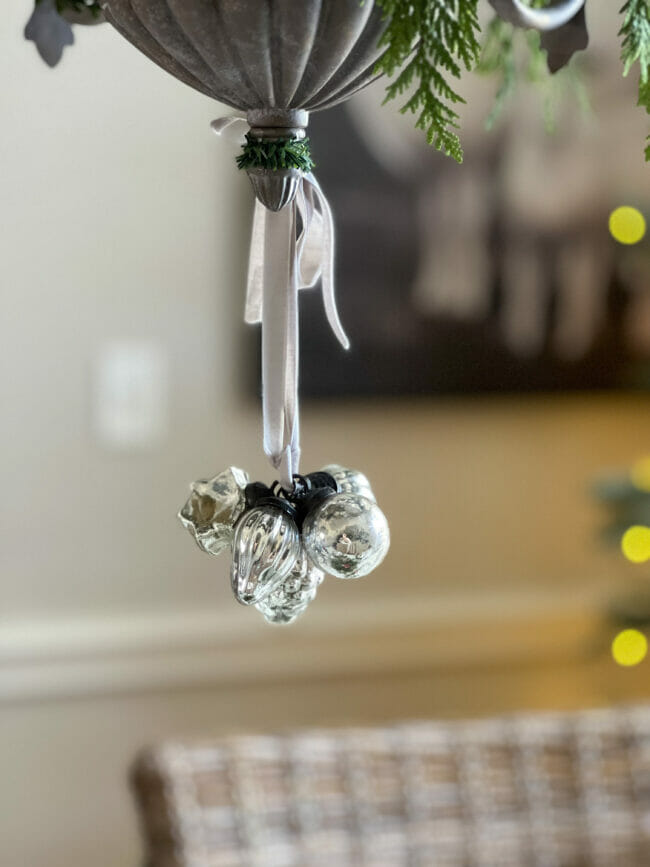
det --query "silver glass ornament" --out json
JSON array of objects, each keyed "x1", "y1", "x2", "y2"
[
  {"x1": 231, "y1": 506, "x2": 300, "y2": 605},
  {"x1": 321, "y1": 464, "x2": 376, "y2": 503},
  {"x1": 178, "y1": 467, "x2": 249, "y2": 556},
  {"x1": 302, "y1": 492, "x2": 390, "y2": 580},
  {"x1": 255, "y1": 548, "x2": 324, "y2": 625}
]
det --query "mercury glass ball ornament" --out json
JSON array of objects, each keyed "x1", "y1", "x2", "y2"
[
  {"x1": 255, "y1": 549, "x2": 324, "y2": 625},
  {"x1": 231, "y1": 506, "x2": 301, "y2": 605},
  {"x1": 178, "y1": 467, "x2": 249, "y2": 556},
  {"x1": 321, "y1": 464, "x2": 376, "y2": 503},
  {"x1": 302, "y1": 492, "x2": 390, "y2": 579}
]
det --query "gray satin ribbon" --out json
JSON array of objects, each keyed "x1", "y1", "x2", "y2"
[
  {"x1": 212, "y1": 118, "x2": 349, "y2": 489},
  {"x1": 491, "y1": 0, "x2": 585, "y2": 30}
]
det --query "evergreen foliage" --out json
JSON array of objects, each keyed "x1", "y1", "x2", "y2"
[
  {"x1": 476, "y1": 15, "x2": 517, "y2": 130},
  {"x1": 374, "y1": 0, "x2": 482, "y2": 163},
  {"x1": 619, "y1": 0, "x2": 650, "y2": 160},
  {"x1": 477, "y1": 15, "x2": 590, "y2": 134},
  {"x1": 621, "y1": 0, "x2": 650, "y2": 82},
  {"x1": 374, "y1": 0, "x2": 649, "y2": 161},
  {"x1": 236, "y1": 135, "x2": 315, "y2": 173}
]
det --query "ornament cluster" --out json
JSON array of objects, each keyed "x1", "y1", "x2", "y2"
[{"x1": 178, "y1": 466, "x2": 390, "y2": 625}]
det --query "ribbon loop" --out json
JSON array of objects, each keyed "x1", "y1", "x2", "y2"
[
  {"x1": 210, "y1": 115, "x2": 249, "y2": 144},
  {"x1": 212, "y1": 117, "x2": 349, "y2": 488}
]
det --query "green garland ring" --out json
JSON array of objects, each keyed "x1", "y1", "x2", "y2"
[{"x1": 236, "y1": 136, "x2": 315, "y2": 173}]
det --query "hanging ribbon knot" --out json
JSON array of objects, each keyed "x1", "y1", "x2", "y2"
[{"x1": 211, "y1": 116, "x2": 349, "y2": 490}]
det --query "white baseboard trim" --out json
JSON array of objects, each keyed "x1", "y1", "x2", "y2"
[{"x1": 0, "y1": 589, "x2": 605, "y2": 704}]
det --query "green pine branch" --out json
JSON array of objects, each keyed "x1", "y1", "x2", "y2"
[
  {"x1": 620, "y1": 0, "x2": 650, "y2": 160},
  {"x1": 641, "y1": 80, "x2": 650, "y2": 158},
  {"x1": 235, "y1": 135, "x2": 315, "y2": 172},
  {"x1": 476, "y1": 15, "x2": 516, "y2": 130},
  {"x1": 476, "y1": 14, "x2": 590, "y2": 135},
  {"x1": 375, "y1": 0, "x2": 481, "y2": 163},
  {"x1": 621, "y1": 0, "x2": 650, "y2": 80}
]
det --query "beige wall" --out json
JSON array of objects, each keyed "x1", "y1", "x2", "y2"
[{"x1": 1, "y1": 2, "x2": 649, "y2": 867}]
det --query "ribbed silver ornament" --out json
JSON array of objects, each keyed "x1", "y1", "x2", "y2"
[
  {"x1": 255, "y1": 548, "x2": 324, "y2": 625},
  {"x1": 231, "y1": 505, "x2": 301, "y2": 605}
]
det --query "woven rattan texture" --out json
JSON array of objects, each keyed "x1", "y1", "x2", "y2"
[{"x1": 131, "y1": 706, "x2": 650, "y2": 867}]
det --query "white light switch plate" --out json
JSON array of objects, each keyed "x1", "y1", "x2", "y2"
[{"x1": 94, "y1": 341, "x2": 168, "y2": 449}]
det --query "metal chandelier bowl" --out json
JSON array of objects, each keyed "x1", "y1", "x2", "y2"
[{"x1": 100, "y1": 0, "x2": 387, "y2": 116}]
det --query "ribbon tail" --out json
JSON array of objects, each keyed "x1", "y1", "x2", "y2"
[
  {"x1": 295, "y1": 181, "x2": 321, "y2": 288},
  {"x1": 305, "y1": 174, "x2": 350, "y2": 351},
  {"x1": 245, "y1": 201, "x2": 266, "y2": 324},
  {"x1": 261, "y1": 203, "x2": 300, "y2": 490},
  {"x1": 212, "y1": 114, "x2": 300, "y2": 486}
]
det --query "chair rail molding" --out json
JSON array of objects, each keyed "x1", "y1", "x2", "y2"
[{"x1": 0, "y1": 588, "x2": 605, "y2": 704}]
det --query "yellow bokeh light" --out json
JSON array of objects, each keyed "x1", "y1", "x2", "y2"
[
  {"x1": 609, "y1": 206, "x2": 646, "y2": 245},
  {"x1": 631, "y1": 456, "x2": 650, "y2": 493},
  {"x1": 621, "y1": 525, "x2": 650, "y2": 563},
  {"x1": 612, "y1": 629, "x2": 648, "y2": 667}
]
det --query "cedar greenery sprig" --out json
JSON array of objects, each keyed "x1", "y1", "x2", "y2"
[
  {"x1": 640, "y1": 80, "x2": 650, "y2": 159},
  {"x1": 235, "y1": 135, "x2": 315, "y2": 173},
  {"x1": 374, "y1": 0, "x2": 482, "y2": 163},
  {"x1": 619, "y1": 0, "x2": 650, "y2": 160},
  {"x1": 620, "y1": 0, "x2": 650, "y2": 82},
  {"x1": 476, "y1": 15, "x2": 517, "y2": 130},
  {"x1": 477, "y1": 15, "x2": 591, "y2": 134}
]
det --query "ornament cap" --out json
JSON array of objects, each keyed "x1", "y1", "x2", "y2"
[
  {"x1": 245, "y1": 166, "x2": 302, "y2": 212},
  {"x1": 246, "y1": 108, "x2": 309, "y2": 139}
]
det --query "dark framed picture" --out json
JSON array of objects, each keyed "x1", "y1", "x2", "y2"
[{"x1": 298, "y1": 78, "x2": 650, "y2": 398}]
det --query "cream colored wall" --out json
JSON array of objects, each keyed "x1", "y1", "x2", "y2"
[{"x1": 1, "y1": 2, "x2": 650, "y2": 867}]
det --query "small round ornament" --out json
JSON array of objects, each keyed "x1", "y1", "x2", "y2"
[
  {"x1": 255, "y1": 548, "x2": 324, "y2": 625},
  {"x1": 178, "y1": 467, "x2": 249, "y2": 556},
  {"x1": 231, "y1": 504, "x2": 300, "y2": 605},
  {"x1": 321, "y1": 464, "x2": 376, "y2": 503},
  {"x1": 302, "y1": 492, "x2": 390, "y2": 580}
]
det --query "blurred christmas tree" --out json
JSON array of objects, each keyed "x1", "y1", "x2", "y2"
[{"x1": 593, "y1": 457, "x2": 650, "y2": 632}]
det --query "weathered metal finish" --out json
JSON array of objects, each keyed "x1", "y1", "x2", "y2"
[
  {"x1": 246, "y1": 167, "x2": 303, "y2": 213},
  {"x1": 100, "y1": 0, "x2": 387, "y2": 113},
  {"x1": 101, "y1": 0, "x2": 387, "y2": 208},
  {"x1": 247, "y1": 109, "x2": 309, "y2": 140}
]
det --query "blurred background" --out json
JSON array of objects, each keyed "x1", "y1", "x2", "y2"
[{"x1": 1, "y1": 1, "x2": 650, "y2": 866}]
